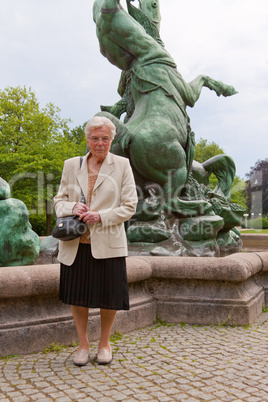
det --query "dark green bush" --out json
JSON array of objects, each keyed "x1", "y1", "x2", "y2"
[
  {"x1": 252, "y1": 217, "x2": 268, "y2": 229},
  {"x1": 29, "y1": 214, "x2": 56, "y2": 236},
  {"x1": 241, "y1": 216, "x2": 268, "y2": 229}
]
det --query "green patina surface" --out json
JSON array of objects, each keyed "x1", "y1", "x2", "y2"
[
  {"x1": 0, "y1": 177, "x2": 10, "y2": 200},
  {"x1": 0, "y1": 178, "x2": 40, "y2": 267},
  {"x1": 93, "y1": 0, "x2": 245, "y2": 256}
]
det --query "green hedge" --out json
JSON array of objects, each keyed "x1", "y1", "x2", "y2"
[
  {"x1": 29, "y1": 214, "x2": 56, "y2": 236},
  {"x1": 252, "y1": 217, "x2": 268, "y2": 229},
  {"x1": 242, "y1": 217, "x2": 268, "y2": 229}
]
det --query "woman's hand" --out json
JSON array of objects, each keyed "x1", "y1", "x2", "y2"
[
  {"x1": 79, "y1": 210, "x2": 101, "y2": 225},
  {"x1": 73, "y1": 203, "x2": 101, "y2": 224},
  {"x1": 72, "y1": 202, "x2": 89, "y2": 216}
]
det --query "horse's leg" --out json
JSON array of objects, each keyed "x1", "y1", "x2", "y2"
[
  {"x1": 163, "y1": 168, "x2": 213, "y2": 217},
  {"x1": 128, "y1": 113, "x2": 187, "y2": 183},
  {"x1": 186, "y1": 75, "x2": 238, "y2": 106},
  {"x1": 128, "y1": 118, "x2": 210, "y2": 217},
  {"x1": 202, "y1": 76, "x2": 238, "y2": 97}
]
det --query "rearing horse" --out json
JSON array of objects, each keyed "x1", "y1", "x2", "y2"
[{"x1": 93, "y1": 0, "x2": 237, "y2": 216}]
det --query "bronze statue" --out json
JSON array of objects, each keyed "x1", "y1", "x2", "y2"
[{"x1": 92, "y1": 0, "x2": 244, "y2": 256}]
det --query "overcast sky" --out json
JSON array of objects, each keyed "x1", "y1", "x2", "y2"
[{"x1": 1, "y1": 0, "x2": 268, "y2": 178}]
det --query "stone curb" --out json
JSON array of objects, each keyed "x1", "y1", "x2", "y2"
[{"x1": 0, "y1": 252, "x2": 267, "y2": 356}]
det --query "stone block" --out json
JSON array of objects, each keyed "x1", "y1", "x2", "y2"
[
  {"x1": 255, "y1": 252, "x2": 268, "y2": 305},
  {"x1": 0, "y1": 252, "x2": 267, "y2": 356},
  {"x1": 241, "y1": 233, "x2": 268, "y2": 252}
]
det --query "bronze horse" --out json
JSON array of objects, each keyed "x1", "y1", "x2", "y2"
[{"x1": 93, "y1": 0, "x2": 237, "y2": 217}]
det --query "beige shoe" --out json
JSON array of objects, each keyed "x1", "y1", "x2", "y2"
[
  {"x1": 97, "y1": 348, "x2": 112, "y2": 364},
  {"x1": 73, "y1": 349, "x2": 89, "y2": 366}
]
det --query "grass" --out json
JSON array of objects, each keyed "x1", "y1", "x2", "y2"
[
  {"x1": 0, "y1": 354, "x2": 19, "y2": 360},
  {"x1": 241, "y1": 229, "x2": 268, "y2": 234},
  {"x1": 42, "y1": 343, "x2": 69, "y2": 354},
  {"x1": 110, "y1": 330, "x2": 123, "y2": 343},
  {"x1": 153, "y1": 313, "x2": 167, "y2": 326}
]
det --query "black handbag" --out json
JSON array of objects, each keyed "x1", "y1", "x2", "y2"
[
  {"x1": 52, "y1": 157, "x2": 87, "y2": 241},
  {"x1": 52, "y1": 215, "x2": 87, "y2": 241}
]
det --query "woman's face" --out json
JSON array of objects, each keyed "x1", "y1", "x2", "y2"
[{"x1": 87, "y1": 125, "x2": 113, "y2": 161}]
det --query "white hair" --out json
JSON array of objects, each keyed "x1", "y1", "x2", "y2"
[{"x1": 84, "y1": 116, "x2": 116, "y2": 140}]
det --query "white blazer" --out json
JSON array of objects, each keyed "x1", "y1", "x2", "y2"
[{"x1": 54, "y1": 152, "x2": 138, "y2": 265}]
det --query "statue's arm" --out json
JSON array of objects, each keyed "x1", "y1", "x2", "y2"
[{"x1": 96, "y1": 6, "x2": 168, "y2": 64}]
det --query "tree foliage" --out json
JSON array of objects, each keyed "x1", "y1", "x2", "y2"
[
  {"x1": 245, "y1": 158, "x2": 268, "y2": 216},
  {"x1": 194, "y1": 138, "x2": 247, "y2": 208},
  {"x1": 67, "y1": 122, "x2": 87, "y2": 145},
  {"x1": 0, "y1": 86, "x2": 87, "y2": 234},
  {"x1": 194, "y1": 138, "x2": 225, "y2": 163},
  {"x1": 0, "y1": 87, "x2": 251, "y2": 236},
  {"x1": 230, "y1": 176, "x2": 247, "y2": 209}
]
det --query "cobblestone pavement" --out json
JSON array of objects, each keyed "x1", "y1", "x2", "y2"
[{"x1": 1, "y1": 312, "x2": 268, "y2": 402}]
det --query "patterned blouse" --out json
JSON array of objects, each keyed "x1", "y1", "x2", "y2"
[{"x1": 79, "y1": 168, "x2": 98, "y2": 244}]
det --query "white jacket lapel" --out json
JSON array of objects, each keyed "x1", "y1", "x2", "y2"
[
  {"x1": 77, "y1": 153, "x2": 89, "y2": 202},
  {"x1": 93, "y1": 152, "x2": 114, "y2": 191}
]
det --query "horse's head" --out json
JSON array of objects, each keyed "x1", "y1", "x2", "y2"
[{"x1": 139, "y1": 0, "x2": 161, "y2": 27}]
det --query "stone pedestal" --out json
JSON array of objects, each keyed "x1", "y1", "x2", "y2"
[{"x1": 0, "y1": 252, "x2": 267, "y2": 356}]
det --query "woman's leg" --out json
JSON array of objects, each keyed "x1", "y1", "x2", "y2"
[
  {"x1": 71, "y1": 305, "x2": 90, "y2": 351},
  {"x1": 98, "y1": 309, "x2": 117, "y2": 351}
]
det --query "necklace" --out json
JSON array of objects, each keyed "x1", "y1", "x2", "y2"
[{"x1": 88, "y1": 158, "x2": 101, "y2": 174}]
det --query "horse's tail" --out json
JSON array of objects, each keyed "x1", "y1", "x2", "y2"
[
  {"x1": 94, "y1": 111, "x2": 132, "y2": 152},
  {"x1": 202, "y1": 154, "x2": 236, "y2": 200}
]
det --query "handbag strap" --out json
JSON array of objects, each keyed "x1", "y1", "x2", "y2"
[{"x1": 79, "y1": 156, "x2": 86, "y2": 204}]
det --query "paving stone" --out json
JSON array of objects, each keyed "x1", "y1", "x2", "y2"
[
  {"x1": 53, "y1": 398, "x2": 73, "y2": 402},
  {"x1": 31, "y1": 393, "x2": 52, "y2": 400},
  {"x1": 1, "y1": 312, "x2": 268, "y2": 401},
  {"x1": 3, "y1": 391, "x2": 23, "y2": 398},
  {"x1": 21, "y1": 389, "x2": 40, "y2": 396}
]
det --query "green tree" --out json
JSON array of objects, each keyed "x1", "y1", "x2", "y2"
[
  {"x1": 67, "y1": 122, "x2": 87, "y2": 147},
  {"x1": 194, "y1": 138, "x2": 225, "y2": 163},
  {"x1": 194, "y1": 137, "x2": 225, "y2": 189},
  {"x1": 230, "y1": 176, "x2": 247, "y2": 210},
  {"x1": 194, "y1": 138, "x2": 247, "y2": 207},
  {"x1": 0, "y1": 86, "x2": 86, "y2": 234}
]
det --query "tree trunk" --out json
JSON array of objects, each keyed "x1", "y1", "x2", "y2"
[{"x1": 46, "y1": 199, "x2": 52, "y2": 235}]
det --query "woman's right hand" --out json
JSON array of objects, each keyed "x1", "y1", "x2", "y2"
[{"x1": 72, "y1": 202, "x2": 89, "y2": 217}]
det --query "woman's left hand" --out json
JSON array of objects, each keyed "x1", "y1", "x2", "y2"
[{"x1": 79, "y1": 210, "x2": 101, "y2": 224}]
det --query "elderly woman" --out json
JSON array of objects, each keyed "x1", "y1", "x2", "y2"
[{"x1": 54, "y1": 116, "x2": 137, "y2": 366}]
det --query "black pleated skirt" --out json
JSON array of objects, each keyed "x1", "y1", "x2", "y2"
[{"x1": 59, "y1": 244, "x2": 129, "y2": 310}]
